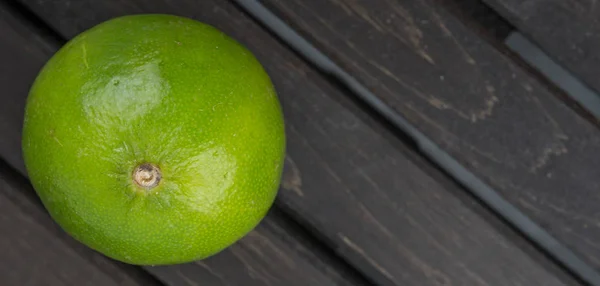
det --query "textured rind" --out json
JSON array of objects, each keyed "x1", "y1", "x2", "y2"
[{"x1": 22, "y1": 14, "x2": 286, "y2": 265}]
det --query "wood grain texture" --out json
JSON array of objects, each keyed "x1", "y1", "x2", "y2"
[
  {"x1": 260, "y1": 0, "x2": 600, "y2": 274},
  {"x1": 0, "y1": 162, "x2": 161, "y2": 286},
  {"x1": 5, "y1": 0, "x2": 580, "y2": 285},
  {"x1": 0, "y1": 3, "x2": 362, "y2": 286},
  {"x1": 436, "y1": 0, "x2": 513, "y2": 42},
  {"x1": 150, "y1": 209, "x2": 363, "y2": 286},
  {"x1": 0, "y1": 6, "x2": 50, "y2": 174},
  {"x1": 482, "y1": 0, "x2": 600, "y2": 96}
]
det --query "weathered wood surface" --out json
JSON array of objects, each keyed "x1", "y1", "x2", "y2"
[
  {"x1": 146, "y1": 208, "x2": 363, "y2": 286},
  {"x1": 0, "y1": 3, "x2": 364, "y2": 286},
  {"x1": 0, "y1": 162, "x2": 161, "y2": 286},
  {"x1": 3, "y1": 0, "x2": 583, "y2": 285},
  {"x1": 0, "y1": 3, "x2": 48, "y2": 174},
  {"x1": 438, "y1": 0, "x2": 513, "y2": 41},
  {"x1": 482, "y1": 0, "x2": 600, "y2": 97},
  {"x1": 260, "y1": 0, "x2": 600, "y2": 273}
]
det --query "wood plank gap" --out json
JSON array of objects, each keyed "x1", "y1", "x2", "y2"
[
  {"x1": 506, "y1": 32, "x2": 600, "y2": 123},
  {"x1": 434, "y1": 0, "x2": 600, "y2": 129},
  {"x1": 233, "y1": 0, "x2": 600, "y2": 284},
  {"x1": 481, "y1": 0, "x2": 600, "y2": 122},
  {"x1": 0, "y1": 0, "x2": 63, "y2": 45},
  {"x1": 446, "y1": 0, "x2": 600, "y2": 130}
]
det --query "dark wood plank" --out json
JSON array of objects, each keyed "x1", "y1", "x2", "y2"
[
  {"x1": 258, "y1": 0, "x2": 600, "y2": 274},
  {"x1": 437, "y1": 0, "x2": 513, "y2": 42},
  {"x1": 0, "y1": 5, "x2": 49, "y2": 174},
  {"x1": 0, "y1": 162, "x2": 160, "y2": 286},
  {"x1": 6, "y1": 0, "x2": 581, "y2": 285},
  {"x1": 0, "y1": 4, "x2": 364, "y2": 286},
  {"x1": 151, "y1": 208, "x2": 363, "y2": 286},
  {"x1": 481, "y1": 0, "x2": 600, "y2": 96}
]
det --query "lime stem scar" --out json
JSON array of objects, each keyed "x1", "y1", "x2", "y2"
[{"x1": 133, "y1": 163, "x2": 161, "y2": 189}]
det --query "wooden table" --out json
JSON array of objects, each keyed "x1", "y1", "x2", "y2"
[{"x1": 1, "y1": 0, "x2": 599, "y2": 285}]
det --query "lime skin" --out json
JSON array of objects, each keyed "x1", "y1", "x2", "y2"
[{"x1": 22, "y1": 14, "x2": 285, "y2": 265}]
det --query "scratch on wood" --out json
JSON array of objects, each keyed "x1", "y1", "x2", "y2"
[
  {"x1": 325, "y1": 117, "x2": 340, "y2": 128},
  {"x1": 546, "y1": 203, "x2": 570, "y2": 216},
  {"x1": 402, "y1": 101, "x2": 457, "y2": 139},
  {"x1": 335, "y1": 0, "x2": 384, "y2": 32},
  {"x1": 530, "y1": 96, "x2": 569, "y2": 139},
  {"x1": 457, "y1": 263, "x2": 489, "y2": 286},
  {"x1": 355, "y1": 204, "x2": 451, "y2": 285},
  {"x1": 384, "y1": 0, "x2": 412, "y2": 21},
  {"x1": 429, "y1": 10, "x2": 477, "y2": 65},
  {"x1": 281, "y1": 156, "x2": 304, "y2": 197},
  {"x1": 328, "y1": 0, "x2": 353, "y2": 15},
  {"x1": 246, "y1": 231, "x2": 297, "y2": 269},
  {"x1": 571, "y1": 230, "x2": 600, "y2": 250},
  {"x1": 462, "y1": 142, "x2": 507, "y2": 166},
  {"x1": 282, "y1": 60, "x2": 307, "y2": 77},
  {"x1": 517, "y1": 198, "x2": 543, "y2": 215},
  {"x1": 529, "y1": 144, "x2": 568, "y2": 172},
  {"x1": 367, "y1": 59, "x2": 433, "y2": 100},
  {"x1": 176, "y1": 269, "x2": 201, "y2": 286},
  {"x1": 354, "y1": 166, "x2": 403, "y2": 212},
  {"x1": 384, "y1": 0, "x2": 435, "y2": 64},
  {"x1": 289, "y1": 124, "x2": 344, "y2": 183},
  {"x1": 367, "y1": 60, "x2": 497, "y2": 122},
  {"x1": 195, "y1": 262, "x2": 226, "y2": 282},
  {"x1": 409, "y1": 33, "x2": 435, "y2": 64},
  {"x1": 330, "y1": 0, "x2": 434, "y2": 64},
  {"x1": 470, "y1": 90, "x2": 498, "y2": 122},
  {"x1": 355, "y1": 168, "x2": 382, "y2": 193},
  {"x1": 271, "y1": 6, "x2": 440, "y2": 123},
  {"x1": 547, "y1": 203, "x2": 600, "y2": 228},
  {"x1": 427, "y1": 97, "x2": 450, "y2": 110},
  {"x1": 243, "y1": 233, "x2": 267, "y2": 259},
  {"x1": 527, "y1": 96, "x2": 570, "y2": 172},
  {"x1": 404, "y1": 214, "x2": 452, "y2": 257},
  {"x1": 355, "y1": 148, "x2": 371, "y2": 160},
  {"x1": 230, "y1": 246, "x2": 274, "y2": 285},
  {"x1": 287, "y1": 0, "x2": 348, "y2": 56},
  {"x1": 338, "y1": 234, "x2": 395, "y2": 281}
]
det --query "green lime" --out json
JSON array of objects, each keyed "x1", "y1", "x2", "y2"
[{"x1": 22, "y1": 14, "x2": 285, "y2": 265}]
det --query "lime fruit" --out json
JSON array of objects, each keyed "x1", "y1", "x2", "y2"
[{"x1": 22, "y1": 14, "x2": 285, "y2": 265}]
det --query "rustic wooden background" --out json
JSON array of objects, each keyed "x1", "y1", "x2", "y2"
[{"x1": 1, "y1": 0, "x2": 600, "y2": 285}]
